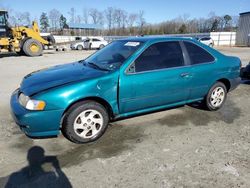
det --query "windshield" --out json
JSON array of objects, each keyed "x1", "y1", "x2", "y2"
[
  {"x1": 84, "y1": 40, "x2": 144, "y2": 71},
  {"x1": 0, "y1": 13, "x2": 6, "y2": 26}
]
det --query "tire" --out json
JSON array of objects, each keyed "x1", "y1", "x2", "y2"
[
  {"x1": 99, "y1": 44, "x2": 105, "y2": 49},
  {"x1": 62, "y1": 100, "x2": 109, "y2": 144},
  {"x1": 23, "y1": 39, "x2": 43, "y2": 57},
  {"x1": 204, "y1": 82, "x2": 227, "y2": 111},
  {"x1": 77, "y1": 45, "x2": 83, "y2": 50},
  {"x1": 208, "y1": 43, "x2": 214, "y2": 48}
]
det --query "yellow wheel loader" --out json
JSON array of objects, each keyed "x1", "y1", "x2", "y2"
[{"x1": 0, "y1": 10, "x2": 52, "y2": 57}]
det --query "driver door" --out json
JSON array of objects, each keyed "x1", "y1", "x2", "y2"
[{"x1": 119, "y1": 41, "x2": 192, "y2": 113}]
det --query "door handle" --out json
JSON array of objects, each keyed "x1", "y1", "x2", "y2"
[{"x1": 180, "y1": 72, "x2": 190, "y2": 77}]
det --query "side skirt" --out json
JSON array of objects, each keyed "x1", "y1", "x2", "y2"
[{"x1": 114, "y1": 98, "x2": 204, "y2": 121}]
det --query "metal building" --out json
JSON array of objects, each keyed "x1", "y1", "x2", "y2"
[
  {"x1": 63, "y1": 23, "x2": 103, "y2": 36},
  {"x1": 236, "y1": 12, "x2": 250, "y2": 46}
]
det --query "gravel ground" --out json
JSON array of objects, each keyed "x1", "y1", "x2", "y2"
[{"x1": 0, "y1": 47, "x2": 250, "y2": 188}]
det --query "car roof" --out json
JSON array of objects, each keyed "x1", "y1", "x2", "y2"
[{"x1": 118, "y1": 36, "x2": 197, "y2": 43}]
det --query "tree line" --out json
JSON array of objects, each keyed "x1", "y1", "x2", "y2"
[{"x1": 6, "y1": 7, "x2": 238, "y2": 36}]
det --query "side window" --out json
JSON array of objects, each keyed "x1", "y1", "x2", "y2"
[
  {"x1": 184, "y1": 42, "x2": 215, "y2": 65},
  {"x1": 75, "y1": 37, "x2": 82, "y2": 41},
  {"x1": 0, "y1": 15, "x2": 4, "y2": 25},
  {"x1": 200, "y1": 37, "x2": 210, "y2": 41},
  {"x1": 92, "y1": 38, "x2": 101, "y2": 42},
  {"x1": 134, "y1": 42, "x2": 184, "y2": 73}
]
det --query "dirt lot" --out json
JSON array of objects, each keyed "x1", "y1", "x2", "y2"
[{"x1": 0, "y1": 47, "x2": 250, "y2": 188}]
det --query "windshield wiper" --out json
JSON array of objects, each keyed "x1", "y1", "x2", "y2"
[{"x1": 87, "y1": 62, "x2": 110, "y2": 71}]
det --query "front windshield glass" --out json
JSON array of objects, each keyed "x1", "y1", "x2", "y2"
[
  {"x1": 0, "y1": 14, "x2": 6, "y2": 26},
  {"x1": 84, "y1": 40, "x2": 144, "y2": 71}
]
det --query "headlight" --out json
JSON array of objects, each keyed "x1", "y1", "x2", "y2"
[{"x1": 19, "y1": 93, "x2": 46, "y2": 111}]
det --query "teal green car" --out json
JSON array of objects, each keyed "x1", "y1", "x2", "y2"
[{"x1": 10, "y1": 37, "x2": 241, "y2": 143}]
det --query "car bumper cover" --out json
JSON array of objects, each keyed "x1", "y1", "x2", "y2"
[{"x1": 10, "y1": 90, "x2": 64, "y2": 138}]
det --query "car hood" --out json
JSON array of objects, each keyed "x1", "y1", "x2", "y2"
[{"x1": 20, "y1": 62, "x2": 106, "y2": 96}]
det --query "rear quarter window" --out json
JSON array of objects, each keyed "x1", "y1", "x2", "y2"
[{"x1": 184, "y1": 42, "x2": 215, "y2": 65}]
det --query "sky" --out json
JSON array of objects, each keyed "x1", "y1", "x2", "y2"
[{"x1": 0, "y1": 0, "x2": 250, "y2": 23}]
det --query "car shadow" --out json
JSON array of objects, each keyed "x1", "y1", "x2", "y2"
[
  {"x1": 157, "y1": 99, "x2": 241, "y2": 127},
  {"x1": 0, "y1": 146, "x2": 72, "y2": 188},
  {"x1": 10, "y1": 125, "x2": 146, "y2": 169}
]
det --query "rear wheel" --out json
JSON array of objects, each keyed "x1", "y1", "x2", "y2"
[
  {"x1": 99, "y1": 44, "x2": 105, "y2": 49},
  {"x1": 23, "y1": 39, "x2": 43, "y2": 57},
  {"x1": 77, "y1": 45, "x2": 83, "y2": 50},
  {"x1": 209, "y1": 43, "x2": 214, "y2": 47},
  {"x1": 204, "y1": 82, "x2": 227, "y2": 111},
  {"x1": 62, "y1": 101, "x2": 109, "y2": 144}
]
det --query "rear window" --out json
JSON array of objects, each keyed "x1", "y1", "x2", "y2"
[{"x1": 184, "y1": 42, "x2": 215, "y2": 65}]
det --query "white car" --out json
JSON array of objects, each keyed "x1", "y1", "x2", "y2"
[
  {"x1": 71, "y1": 37, "x2": 108, "y2": 50},
  {"x1": 70, "y1": 39, "x2": 88, "y2": 50},
  {"x1": 198, "y1": 37, "x2": 214, "y2": 47}
]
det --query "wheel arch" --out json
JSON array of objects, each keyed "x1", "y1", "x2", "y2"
[
  {"x1": 62, "y1": 96, "x2": 115, "y2": 122},
  {"x1": 77, "y1": 44, "x2": 84, "y2": 49},
  {"x1": 217, "y1": 78, "x2": 231, "y2": 92}
]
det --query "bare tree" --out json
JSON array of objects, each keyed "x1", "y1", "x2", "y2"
[
  {"x1": 97, "y1": 11, "x2": 104, "y2": 25},
  {"x1": 105, "y1": 7, "x2": 114, "y2": 33},
  {"x1": 121, "y1": 10, "x2": 128, "y2": 31},
  {"x1": 128, "y1": 13, "x2": 138, "y2": 27},
  {"x1": 89, "y1": 8, "x2": 100, "y2": 24},
  {"x1": 75, "y1": 15, "x2": 81, "y2": 24},
  {"x1": 15, "y1": 12, "x2": 31, "y2": 26},
  {"x1": 6, "y1": 8, "x2": 18, "y2": 26},
  {"x1": 82, "y1": 8, "x2": 89, "y2": 24},
  {"x1": 231, "y1": 16, "x2": 239, "y2": 28},
  {"x1": 113, "y1": 9, "x2": 123, "y2": 29},
  {"x1": 137, "y1": 10, "x2": 146, "y2": 35},
  {"x1": 68, "y1": 7, "x2": 76, "y2": 24},
  {"x1": 49, "y1": 9, "x2": 61, "y2": 30}
]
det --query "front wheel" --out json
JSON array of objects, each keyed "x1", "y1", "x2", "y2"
[
  {"x1": 23, "y1": 39, "x2": 43, "y2": 57},
  {"x1": 77, "y1": 45, "x2": 83, "y2": 50},
  {"x1": 62, "y1": 101, "x2": 109, "y2": 144},
  {"x1": 205, "y1": 82, "x2": 227, "y2": 111}
]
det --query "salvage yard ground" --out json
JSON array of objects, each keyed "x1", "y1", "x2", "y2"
[{"x1": 0, "y1": 47, "x2": 250, "y2": 187}]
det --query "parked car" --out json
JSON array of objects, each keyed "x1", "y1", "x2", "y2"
[
  {"x1": 10, "y1": 37, "x2": 241, "y2": 143},
  {"x1": 70, "y1": 37, "x2": 108, "y2": 50},
  {"x1": 197, "y1": 37, "x2": 214, "y2": 47},
  {"x1": 241, "y1": 62, "x2": 250, "y2": 79},
  {"x1": 70, "y1": 39, "x2": 88, "y2": 50},
  {"x1": 85, "y1": 37, "x2": 108, "y2": 50}
]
